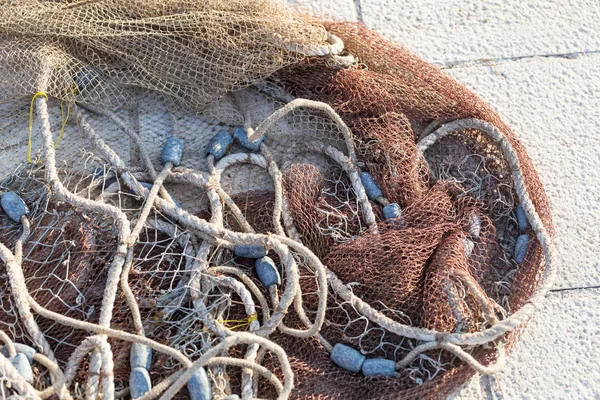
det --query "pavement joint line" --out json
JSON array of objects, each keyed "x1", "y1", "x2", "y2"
[
  {"x1": 549, "y1": 285, "x2": 600, "y2": 293},
  {"x1": 438, "y1": 49, "x2": 600, "y2": 70},
  {"x1": 354, "y1": 0, "x2": 364, "y2": 23}
]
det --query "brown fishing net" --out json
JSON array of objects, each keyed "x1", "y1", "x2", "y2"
[{"x1": 0, "y1": 1, "x2": 555, "y2": 399}]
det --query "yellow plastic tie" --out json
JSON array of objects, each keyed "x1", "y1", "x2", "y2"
[
  {"x1": 203, "y1": 314, "x2": 259, "y2": 331},
  {"x1": 27, "y1": 92, "x2": 48, "y2": 164},
  {"x1": 27, "y1": 92, "x2": 71, "y2": 164},
  {"x1": 57, "y1": 100, "x2": 72, "y2": 149}
]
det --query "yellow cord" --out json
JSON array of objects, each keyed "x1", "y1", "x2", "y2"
[
  {"x1": 27, "y1": 92, "x2": 71, "y2": 164},
  {"x1": 224, "y1": 313, "x2": 258, "y2": 330},
  {"x1": 27, "y1": 92, "x2": 48, "y2": 164},
  {"x1": 57, "y1": 100, "x2": 71, "y2": 149},
  {"x1": 202, "y1": 314, "x2": 258, "y2": 331}
]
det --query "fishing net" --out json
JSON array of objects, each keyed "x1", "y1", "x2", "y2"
[{"x1": 0, "y1": 1, "x2": 556, "y2": 399}]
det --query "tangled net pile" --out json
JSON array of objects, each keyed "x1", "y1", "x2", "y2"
[{"x1": 0, "y1": 1, "x2": 556, "y2": 399}]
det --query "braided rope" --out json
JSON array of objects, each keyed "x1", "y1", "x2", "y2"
[
  {"x1": 0, "y1": 352, "x2": 40, "y2": 399},
  {"x1": 0, "y1": 85, "x2": 553, "y2": 399},
  {"x1": 279, "y1": 32, "x2": 345, "y2": 57}
]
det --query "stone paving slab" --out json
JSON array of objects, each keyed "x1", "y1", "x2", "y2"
[
  {"x1": 454, "y1": 288, "x2": 600, "y2": 399},
  {"x1": 288, "y1": 0, "x2": 358, "y2": 21},
  {"x1": 360, "y1": 0, "x2": 600, "y2": 66}
]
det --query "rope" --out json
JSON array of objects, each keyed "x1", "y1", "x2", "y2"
[
  {"x1": 279, "y1": 32, "x2": 345, "y2": 57},
  {"x1": 121, "y1": 114, "x2": 550, "y2": 367},
  {"x1": 34, "y1": 353, "x2": 73, "y2": 400},
  {"x1": 0, "y1": 88, "x2": 554, "y2": 399},
  {"x1": 0, "y1": 326, "x2": 16, "y2": 358},
  {"x1": 211, "y1": 314, "x2": 259, "y2": 331},
  {"x1": 158, "y1": 333, "x2": 294, "y2": 400},
  {"x1": 0, "y1": 352, "x2": 40, "y2": 399},
  {"x1": 418, "y1": 119, "x2": 557, "y2": 346},
  {"x1": 27, "y1": 92, "x2": 70, "y2": 165},
  {"x1": 0, "y1": 239, "x2": 57, "y2": 363},
  {"x1": 248, "y1": 98, "x2": 358, "y2": 164},
  {"x1": 27, "y1": 92, "x2": 48, "y2": 164}
]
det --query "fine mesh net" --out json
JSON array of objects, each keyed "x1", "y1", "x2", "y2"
[{"x1": 0, "y1": 2, "x2": 555, "y2": 400}]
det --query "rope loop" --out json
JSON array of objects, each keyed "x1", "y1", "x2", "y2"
[{"x1": 27, "y1": 92, "x2": 70, "y2": 165}]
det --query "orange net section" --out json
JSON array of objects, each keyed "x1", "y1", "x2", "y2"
[{"x1": 266, "y1": 21, "x2": 552, "y2": 399}]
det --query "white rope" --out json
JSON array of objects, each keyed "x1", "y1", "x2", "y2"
[
  {"x1": 0, "y1": 352, "x2": 41, "y2": 399},
  {"x1": 212, "y1": 275, "x2": 261, "y2": 399},
  {"x1": 248, "y1": 98, "x2": 358, "y2": 164},
  {"x1": 158, "y1": 333, "x2": 294, "y2": 400},
  {"x1": 305, "y1": 142, "x2": 378, "y2": 230},
  {"x1": 0, "y1": 332, "x2": 16, "y2": 358},
  {"x1": 34, "y1": 353, "x2": 73, "y2": 400},
  {"x1": 280, "y1": 32, "x2": 344, "y2": 57},
  {"x1": 0, "y1": 87, "x2": 554, "y2": 400},
  {"x1": 418, "y1": 118, "x2": 557, "y2": 346}
]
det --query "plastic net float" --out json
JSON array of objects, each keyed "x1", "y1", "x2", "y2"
[{"x1": 0, "y1": 1, "x2": 555, "y2": 399}]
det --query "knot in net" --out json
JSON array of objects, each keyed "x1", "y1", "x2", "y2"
[{"x1": 0, "y1": 1, "x2": 555, "y2": 399}]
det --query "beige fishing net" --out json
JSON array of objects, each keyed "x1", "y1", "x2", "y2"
[{"x1": 0, "y1": 1, "x2": 556, "y2": 399}]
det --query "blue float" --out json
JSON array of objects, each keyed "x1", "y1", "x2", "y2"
[
  {"x1": 2, "y1": 343, "x2": 36, "y2": 364},
  {"x1": 91, "y1": 167, "x2": 105, "y2": 180},
  {"x1": 129, "y1": 367, "x2": 152, "y2": 399},
  {"x1": 516, "y1": 204, "x2": 529, "y2": 232},
  {"x1": 10, "y1": 353, "x2": 33, "y2": 384},
  {"x1": 233, "y1": 127, "x2": 265, "y2": 151},
  {"x1": 383, "y1": 203, "x2": 402, "y2": 220},
  {"x1": 514, "y1": 234, "x2": 530, "y2": 264},
  {"x1": 187, "y1": 367, "x2": 212, "y2": 400},
  {"x1": 207, "y1": 131, "x2": 233, "y2": 160},
  {"x1": 161, "y1": 137, "x2": 185, "y2": 167},
  {"x1": 234, "y1": 245, "x2": 267, "y2": 259},
  {"x1": 130, "y1": 343, "x2": 152, "y2": 370},
  {"x1": 330, "y1": 343, "x2": 365, "y2": 373},
  {"x1": 73, "y1": 67, "x2": 102, "y2": 94},
  {"x1": 255, "y1": 256, "x2": 281, "y2": 288},
  {"x1": 1, "y1": 191, "x2": 30, "y2": 223},
  {"x1": 361, "y1": 358, "x2": 397, "y2": 377},
  {"x1": 360, "y1": 172, "x2": 383, "y2": 201}
]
